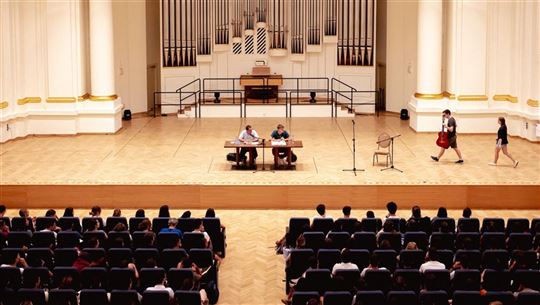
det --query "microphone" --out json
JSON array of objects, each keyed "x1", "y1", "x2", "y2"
[{"x1": 352, "y1": 119, "x2": 356, "y2": 125}]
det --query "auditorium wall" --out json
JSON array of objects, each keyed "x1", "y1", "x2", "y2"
[{"x1": 384, "y1": 0, "x2": 540, "y2": 141}]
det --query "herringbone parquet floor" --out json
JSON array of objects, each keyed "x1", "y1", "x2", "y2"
[{"x1": 5, "y1": 208, "x2": 539, "y2": 305}]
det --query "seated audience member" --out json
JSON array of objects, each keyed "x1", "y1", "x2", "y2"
[
  {"x1": 142, "y1": 232, "x2": 156, "y2": 248},
  {"x1": 238, "y1": 124, "x2": 260, "y2": 162},
  {"x1": 180, "y1": 277, "x2": 210, "y2": 305},
  {"x1": 40, "y1": 218, "x2": 60, "y2": 239},
  {"x1": 314, "y1": 203, "x2": 331, "y2": 219},
  {"x1": 383, "y1": 201, "x2": 399, "y2": 224},
  {"x1": 193, "y1": 219, "x2": 211, "y2": 248},
  {"x1": 158, "y1": 205, "x2": 170, "y2": 218},
  {"x1": 406, "y1": 218, "x2": 421, "y2": 232},
  {"x1": 205, "y1": 208, "x2": 226, "y2": 230},
  {"x1": 177, "y1": 257, "x2": 204, "y2": 282},
  {"x1": 433, "y1": 207, "x2": 448, "y2": 220},
  {"x1": 513, "y1": 280, "x2": 539, "y2": 298},
  {"x1": 462, "y1": 207, "x2": 472, "y2": 218},
  {"x1": 283, "y1": 256, "x2": 318, "y2": 304},
  {"x1": 0, "y1": 251, "x2": 29, "y2": 273},
  {"x1": 45, "y1": 209, "x2": 58, "y2": 220},
  {"x1": 377, "y1": 220, "x2": 398, "y2": 241},
  {"x1": 332, "y1": 248, "x2": 359, "y2": 275},
  {"x1": 509, "y1": 250, "x2": 531, "y2": 272},
  {"x1": 111, "y1": 223, "x2": 127, "y2": 232},
  {"x1": 135, "y1": 209, "x2": 145, "y2": 218},
  {"x1": 360, "y1": 253, "x2": 387, "y2": 277},
  {"x1": 145, "y1": 272, "x2": 174, "y2": 299},
  {"x1": 270, "y1": 124, "x2": 297, "y2": 164},
  {"x1": 86, "y1": 218, "x2": 105, "y2": 234},
  {"x1": 405, "y1": 241, "x2": 418, "y2": 250},
  {"x1": 0, "y1": 204, "x2": 5, "y2": 217},
  {"x1": 366, "y1": 210, "x2": 375, "y2": 218},
  {"x1": 112, "y1": 208, "x2": 121, "y2": 217},
  {"x1": 0, "y1": 219, "x2": 9, "y2": 238},
  {"x1": 138, "y1": 219, "x2": 152, "y2": 232},
  {"x1": 450, "y1": 254, "x2": 470, "y2": 280},
  {"x1": 63, "y1": 207, "x2": 74, "y2": 217},
  {"x1": 18, "y1": 208, "x2": 35, "y2": 231},
  {"x1": 342, "y1": 206, "x2": 352, "y2": 218},
  {"x1": 24, "y1": 270, "x2": 50, "y2": 301},
  {"x1": 489, "y1": 302, "x2": 503, "y2": 305},
  {"x1": 160, "y1": 218, "x2": 183, "y2": 237},
  {"x1": 306, "y1": 299, "x2": 320, "y2": 305},
  {"x1": 181, "y1": 210, "x2": 192, "y2": 218},
  {"x1": 89, "y1": 206, "x2": 102, "y2": 217},
  {"x1": 419, "y1": 248, "x2": 446, "y2": 273}
]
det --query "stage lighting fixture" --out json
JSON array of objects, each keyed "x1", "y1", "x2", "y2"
[
  {"x1": 309, "y1": 91, "x2": 316, "y2": 103},
  {"x1": 214, "y1": 92, "x2": 221, "y2": 103}
]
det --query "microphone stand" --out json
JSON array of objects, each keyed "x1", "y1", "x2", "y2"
[
  {"x1": 380, "y1": 134, "x2": 403, "y2": 173},
  {"x1": 343, "y1": 119, "x2": 364, "y2": 176},
  {"x1": 260, "y1": 138, "x2": 266, "y2": 171}
]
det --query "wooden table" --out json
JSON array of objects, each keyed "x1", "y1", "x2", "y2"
[
  {"x1": 239, "y1": 75, "x2": 283, "y2": 102},
  {"x1": 224, "y1": 140, "x2": 303, "y2": 169}
]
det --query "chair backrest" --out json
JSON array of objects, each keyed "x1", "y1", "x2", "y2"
[
  {"x1": 387, "y1": 290, "x2": 419, "y2": 305},
  {"x1": 317, "y1": 249, "x2": 341, "y2": 270},
  {"x1": 0, "y1": 266, "x2": 22, "y2": 289},
  {"x1": 110, "y1": 290, "x2": 140, "y2": 305},
  {"x1": 507, "y1": 218, "x2": 530, "y2": 234},
  {"x1": 399, "y1": 249, "x2": 425, "y2": 269},
  {"x1": 334, "y1": 218, "x2": 358, "y2": 234},
  {"x1": 291, "y1": 291, "x2": 319, "y2": 305},
  {"x1": 516, "y1": 292, "x2": 540, "y2": 305},
  {"x1": 159, "y1": 248, "x2": 188, "y2": 270},
  {"x1": 508, "y1": 233, "x2": 533, "y2": 251},
  {"x1": 378, "y1": 232, "x2": 402, "y2": 252},
  {"x1": 482, "y1": 218, "x2": 505, "y2": 233},
  {"x1": 419, "y1": 290, "x2": 448, "y2": 305},
  {"x1": 303, "y1": 231, "x2": 325, "y2": 251},
  {"x1": 17, "y1": 288, "x2": 47, "y2": 305},
  {"x1": 181, "y1": 232, "x2": 205, "y2": 250},
  {"x1": 134, "y1": 248, "x2": 159, "y2": 269},
  {"x1": 423, "y1": 270, "x2": 450, "y2": 292},
  {"x1": 189, "y1": 248, "x2": 213, "y2": 268},
  {"x1": 355, "y1": 290, "x2": 386, "y2": 305},
  {"x1": 351, "y1": 232, "x2": 377, "y2": 251},
  {"x1": 168, "y1": 268, "x2": 194, "y2": 291},
  {"x1": 80, "y1": 289, "x2": 109, "y2": 305},
  {"x1": 7, "y1": 231, "x2": 32, "y2": 247},
  {"x1": 457, "y1": 218, "x2": 480, "y2": 232},
  {"x1": 513, "y1": 270, "x2": 540, "y2": 291},
  {"x1": 175, "y1": 290, "x2": 201, "y2": 305},
  {"x1": 151, "y1": 217, "x2": 170, "y2": 234},
  {"x1": 482, "y1": 269, "x2": 511, "y2": 291},
  {"x1": 22, "y1": 267, "x2": 51, "y2": 288},
  {"x1": 485, "y1": 291, "x2": 515, "y2": 305},
  {"x1": 349, "y1": 249, "x2": 371, "y2": 269},
  {"x1": 156, "y1": 232, "x2": 181, "y2": 250},
  {"x1": 52, "y1": 267, "x2": 80, "y2": 290},
  {"x1": 455, "y1": 250, "x2": 481, "y2": 269},
  {"x1": 128, "y1": 217, "x2": 147, "y2": 233},
  {"x1": 57, "y1": 217, "x2": 81, "y2": 232},
  {"x1": 82, "y1": 217, "x2": 104, "y2": 232},
  {"x1": 323, "y1": 291, "x2": 352, "y2": 305},
  {"x1": 377, "y1": 133, "x2": 391, "y2": 149},
  {"x1": 452, "y1": 291, "x2": 482, "y2": 305},
  {"x1": 455, "y1": 232, "x2": 480, "y2": 250},
  {"x1": 481, "y1": 249, "x2": 509, "y2": 269},
  {"x1": 105, "y1": 217, "x2": 128, "y2": 232},
  {"x1": 49, "y1": 289, "x2": 78, "y2": 305},
  {"x1": 80, "y1": 267, "x2": 108, "y2": 289},
  {"x1": 327, "y1": 231, "x2": 350, "y2": 249},
  {"x1": 108, "y1": 231, "x2": 132, "y2": 248},
  {"x1": 312, "y1": 218, "x2": 334, "y2": 235},
  {"x1": 364, "y1": 269, "x2": 392, "y2": 293},
  {"x1": 394, "y1": 269, "x2": 421, "y2": 292},
  {"x1": 35, "y1": 217, "x2": 56, "y2": 231},
  {"x1": 430, "y1": 232, "x2": 455, "y2": 251},
  {"x1": 107, "y1": 248, "x2": 133, "y2": 268},
  {"x1": 178, "y1": 218, "x2": 201, "y2": 233},
  {"x1": 304, "y1": 269, "x2": 332, "y2": 294},
  {"x1": 142, "y1": 290, "x2": 170, "y2": 305},
  {"x1": 57, "y1": 231, "x2": 80, "y2": 248},
  {"x1": 361, "y1": 218, "x2": 382, "y2": 233},
  {"x1": 452, "y1": 269, "x2": 481, "y2": 291},
  {"x1": 139, "y1": 268, "x2": 166, "y2": 291},
  {"x1": 431, "y1": 218, "x2": 456, "y2": 233},
  {"x1": 288, "y1": 218, "x2": 311, "y2": 246},
  {"x1": 10, "y1": 217, "x2": 34, "y2": 232},
  {"x1": 404, "y1": 232, "x2": 429, "y2": 251},
  {"x1": 26, "y1": 248, "x2": 54, "y2": 269},
  {"x1": 109, "y1": 268, "x2": 136, "y2": 290},
  {"x1": 373, "y1": 249, "x2": 398, "y2": 272}
]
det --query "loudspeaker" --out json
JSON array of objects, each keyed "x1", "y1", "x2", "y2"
[
  {"x1": 122, "y1": 109, "x2": 132, "y2": 120},
  {"x1": 400, "y1": 109, "x2": 409, "y2": 120}
]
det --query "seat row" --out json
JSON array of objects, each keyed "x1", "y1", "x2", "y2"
[
  {"x1": 290, "y1": 248, "x2": 539, "y2": 272},
  {"x1": 0, "y1": 266, "x2": 210, "y2": 292},
  {"x1": 301, "y1": 231, "x2": 540, "y2": 252},
  {"x1": 291, "y1": 290, "x2": 540, "y2": 305},
  {"x1": 1, "y1": 247, "x2": 212, "y2": 272},
  {"x1": 1, "y1": 288, "x2": 204, "y2": 305},
  {"x1": 291, "y1": 268, "x2": 540, "y2": 294},
  {"x1": 1, "y1": 231, "x2": 211, "y2": 251}
]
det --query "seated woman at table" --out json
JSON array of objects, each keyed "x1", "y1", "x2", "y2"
[
  {"x1": 238, "y1": 124, "x2": 259, "y2": 162},
  {"x1": 270, "y1": 124, "x2": 297, "y2": 164}
]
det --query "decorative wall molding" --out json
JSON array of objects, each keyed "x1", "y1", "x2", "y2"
[
  {"x1": 414, "y1": 93, "x2": 444, "y2": 100},
  {"x1": 442, "y1": 91, "x2": 455, "y2": 99},
  {"x1": 0, "y1": 102, "x2": 9, "y2": 109},
  {"x1": 457, "y1": 95, "x2": 489, "y2": 102},
  {"x1": 527, "y1": 99, "x2": 539, "y2": 107},
  {"x1": 17, "y1": 97, "x2": 42, "y2": 105},
  {"x1": 77, "y1": 93, "x2": 90, "y2": 101},
  {"x1": 493, "y1": 95, "x2": 518, "y2": 103},
  {"x1": 46, "y1": 97, "x2": 77, "y2": 103},
  {"x1": 89, "y1": 94, "x2": 118, "y2": 101}
]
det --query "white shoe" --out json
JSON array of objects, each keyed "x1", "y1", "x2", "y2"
[
  {"x1": 488, "y1": 162, "x2": 497, "y2": 166},
  {"x1": 514, "y1": 161, "x2": 519, "y2": 168}
]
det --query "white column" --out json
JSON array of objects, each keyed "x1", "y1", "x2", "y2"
[
  {"x1": 89, "y1": 0, "x2": 116, "y2": 99},
  {"x1": 445, "y1": 0, "x2": 457, "y2": 96},
  {"x1": 416, "y1": 0, "x2": 443, "y2": 96}
]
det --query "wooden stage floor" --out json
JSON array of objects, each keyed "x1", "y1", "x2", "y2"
[{"x1": 1, "y1": 115, "x2": 539, "y2": 209}]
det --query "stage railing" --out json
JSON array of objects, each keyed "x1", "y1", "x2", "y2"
[{"x1": 153, "y1": 76, "x2": 378, "y2": 117}]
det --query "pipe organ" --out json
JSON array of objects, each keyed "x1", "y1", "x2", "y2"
[{"x1": 161, "y1": 0, "x2": 375, "y2": 67}]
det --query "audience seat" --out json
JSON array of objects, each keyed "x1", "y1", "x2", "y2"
[
  {"x1": 0, "y1": 266, "x2": 22, "y2": 290},
  {"x1": 134, "y1": 248, "x2": 159, "y2": 269},
  {"x1": 349, "y1": 249, "x2": 370, "y2": 270},
  {"x1": 287, "y1": 249, "x2": 315, "y2": 281},
  {"x1": 7, "y1": 231, "x2": 32, "y2": 248},
  {"x1": 181, "y1": 232, "x2": 205, "y2": 250},
  {"x1": 178, "y1": 218, "x2": 201, "y2": 233},
  {"x1": 404, "y1": 232, "x2": 429, "y2": 250},
  {"x1": 317, "y1": 249, "x2": 341, "y2": 270},
  {"x1": 108, "y1": 231, "x2": 132, "y2": 248},
  {"x1": 17, "y1": 288, "x2": 47, "y2": 305},
  {"x1": 128, "y1": 217, "x2": 147, "y2": 233},
  {"x1": 482, "y1": 249, "x2": 509, "y2": 269},
  {"x1": 80, "y1": 267, "x2": 108, "y2": 289},
  {"x1": 432, "y1": 218, "x2": 456, "y2": 233},
  {"x1": 355, "y1": 290, "x2": 386, "y2": 305},
  {"x1": 455, "y1": 249, "x2": 481, "y2": 269},
  {"x1": 399, "y1": 249, "x2": 425, "y2": 269},
  {"x1": 429, "y1": 232, "x2": 455, "y2": 251},
  {"x1": 105, "y1": 217, "x2": 128, "y2": 232},
  {"x1": 530, "y1": 218, "x2": 540, "y2": 234},
  {"x1": 22, "y1": 267, "x2": 50, "y2": 288},
  {"x1": 108, "y1": 248, "x2": 133, "y2": 267},
  {"x1": 189, "y1": 248, "x2": 213, "y2": 269},
  {"x1": 333, "y1": 269, "x2": 360, "y2": 291},
  {"x1": 110, "y1": 290, "x2": 140, "y2": 305},
  {"x1": 303, "y1": 231, "x2": 325, "y2": 251},
  {"x1": 516, "y1": 292, "x2": 540, "y2": 305},
  {"x1": 168, "y1": 268, "x2": 194, "y2": 291},
  {"x1": 159, "y1": 248, "x2": 188, "y2": 270},
  {"x1": 364, "y1": 269, "x2": 392, "y2": 293},
  {"x1": 26, "y1": 248, "x2": 54, "y2": 269},
  {"x1": 482, "y1": 232, "x2": 506, "y2": 250},
  {"x1": 507, "y1": 218, "x2": 530, "y2": 234},
  {"x1": 291, "y1": 291, "x2": 319, "y2": 305},
  {"x1": 49, "y1": 289, "x2": 78, "y2": 305},
  {"x1": 151, "y1": 217, "x2": 170, "y2": 234},
  {"x1": 361, "y1": 218, "x2": 382, "y2": 233},
  {"x1": 139, "y1": 267, "x2": 166, "y2": 291},
  {"x1": 109, "y1": 268, "x2": 136, "y2": 290},
  {"x1": 434, "y1": 250, "x2": 453, "y2": 269},
  {"x1": 373, "y1": 249, "x2": 397, "y2": 272},
  {"x1": 57, "y1": 231, "x2": 80, "y2": 248},
  {"x1": 485, "y1": 291, "x2": 515, "y2": 305},
  {"x1": 82, "y1": 231, "x2": 107, "y2": 248},
  {"x1": 202, "y1": 217, "x2": 226, "y2": 257},
  {"x1": 351, "y1": 232, "x2": 377, "y2": 251},
  {"x1": 455, "y1": 232, "x2": 480, "y2": 250},
  {"x1": 142, "y1": 290, "x2": 170, "y2": 305},
  {"x1": 327, "y1": 232, "x2": 350, "y2": 249},
  {"x1": 387, "y1": 290, "x2": 419, "y2": 305},
  {"x1": 288, "y1": 218, "x2": 310, "y2": 246},
  {"x1": 378, "y1": 233, "x2": 402, "y2": 253},
  {"x1": 452, "y1": 269, "x2": 481, "y2": 291},
  {"x1": 323, "y1": 291, "x2": 352, "y2": 305},
  {"x1": 312, "y1": 218, "x2": 334, "y2": 235},
  {"x1": 82, "y1": 217, "x2": 104, "y2": 232},
  {"x1": 482, "y1": 269, "x2": 511, "y2": 291},
  {"x1": 175, "y1": 290, "x2": 202, "y2": 305},
  {"x1": 31, "y1": 231, "x2": 56, "y2": 248},
  {"x1": 35, "y1": 217, "x2": 56, "y2": 231},
  {"x1": 482, "y1": 218, "x2": 505, "y2": 233},
  {"x1": 54, "y1": 248, "x2": 79, "y2": 267},
  {"x1": 457, "y1": 218, "x2": 480, "y2": 232},
  {"x1": 57, "y1": 217, "x2": 81, "y2": 232},
  {"x1": 452, "y1": 291, "x2": 483, "y2": 305},
  {"x1": 304, "y1": 269, "x2": 332, "y2": 295},
  {"x1": 10, "y1": 217, "x2": 34, "y2": 232},
  {"x1": 394, "y1": 269, "x2": 421, "y2": 292},
  {"x1": 334, "y1": 218, "x2": 358, "y2": 234},
  {"x1": 508, "y1": 233, "x2": 533, "y2": 251},
  {"x1": 423, "y1": 270, "x2": 450, "y2": 292},
  {"x1": 52, "y1": 267, "x2": 80, "y2": 290},
  {"x1": 419, "y1": 290, "x2": 448, "y2": 305},
  {"x1": 80, "y1": 289, "x2": 109, "y2": 305}
]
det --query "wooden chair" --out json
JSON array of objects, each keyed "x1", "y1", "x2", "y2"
[{"x1": 373, "y1": 133, "x2": 391, "y2": 166}]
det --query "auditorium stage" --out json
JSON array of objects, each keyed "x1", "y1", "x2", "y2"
[{"x1": 1, "y1": 115, "x2": 539, "y2": 209}]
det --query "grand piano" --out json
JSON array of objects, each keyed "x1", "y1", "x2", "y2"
[{"x1": 239, "y1": 66, "x2": 283, "y2": 102}]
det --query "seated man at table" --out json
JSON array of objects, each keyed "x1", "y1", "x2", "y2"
[
  {"x1": 270, "y1": 124, "x2": 297, "y2": 164},
  {"x1": 238, "y1": 124, "x2": 259, "y2": 164}
]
